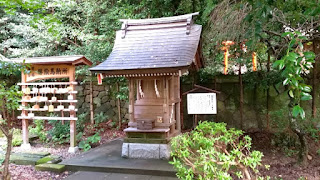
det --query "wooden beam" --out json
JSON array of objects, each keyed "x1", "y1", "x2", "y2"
[
  {"x1": 129, "y1": 78, "x2": 135, "y2": 124},
  {"x1": 164, "y1": 77, "x2": 170, "y2": 124},
  {"x1": 18, "y1": 82, "x2": 77, "y2": 86},
  {"x1": 18, "y1": 116, "x2": 78, "y2": 120},
  {"x1": 175, "y1": 75, "x2": 181, "y2": 132},
  {"x1": 69, "y1": 66, "x2": 77, "y2": 150},
  {"x1": 21, "y1": 72, "x2": 30, "y2": 148},
  {"x1": 90, "y1": 75, "x2": 94, "y2": 124}
]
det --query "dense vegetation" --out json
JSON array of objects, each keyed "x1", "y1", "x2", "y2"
[{"x1": 0, "y1": 0, "x2": 320, "y2": 179}]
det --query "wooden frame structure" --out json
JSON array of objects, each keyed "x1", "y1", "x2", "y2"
[
  {"x1": 12, "y1": 55, "x2": 92, "y2": 152},
  {"x1": 182, "y1": 84, "x2": 221, "y2": 128},
  {"x1": 90, "y1": 13, "x2": 203, "y2": 157}
]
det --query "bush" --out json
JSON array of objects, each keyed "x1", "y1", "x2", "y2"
[
  {"x1": 94, "y1": 112, "x2": 109, "y2": 124},
  {"x1": 77, "y1": 112, "x2": 89, "y2": 132},
  {"x1": 48, "y1": 121, "x2": 70, "y2": 144},
  {"x1": 170, "y1": 121, "x2": 269, "y2": 180},
  {"x1": 29, "y1": 120, "x2": 47, "y2": 142},
  {"x1": 78, "y1": 133, "x2": 101, "y2": 151},
  {"x1": 12, "y1": 129, "x2": 22, "y2": 147}
]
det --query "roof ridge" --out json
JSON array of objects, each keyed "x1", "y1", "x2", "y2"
[{"x1": 119, "y1": 12, "x2": 199, "y2": 26}]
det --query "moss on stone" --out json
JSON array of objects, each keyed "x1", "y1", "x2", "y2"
[
  {"x1": 35, "y1": 163, "x2": 66, "y2": 173},
  {"x1": 36, "y1": 155, "x2": 62, "y2": 165}
]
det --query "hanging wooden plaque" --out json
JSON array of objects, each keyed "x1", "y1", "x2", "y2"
[{"x1": 24, "y1": 64, "x2": 74, "y2": 82}]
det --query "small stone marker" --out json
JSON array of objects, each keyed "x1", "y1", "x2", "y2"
[
  {"x1": 35, "y1": 163, "x2": 66, "y2": 173},
  {"x1": 36, "y1": 155, "x2": 62, "y2": 165}
]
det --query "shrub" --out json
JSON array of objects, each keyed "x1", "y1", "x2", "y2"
[
  {"x1": 78, "y1": 133, "x2": 101, "y2": 151},
  {"x1": 170, "y1": 121, "x2": 269, "y2": 180},
  {"x1": 77, "y1": 112, "x2": 89, "y2": 132},
  {"x1": 29, "y1": 120, "x2": 47, "y2": 142},
  {"x1": 12, "y1": 129, "x2": 22, "y2": 147},
  {"x1": 94, "y1": 112, "x2": 109, "y2": 124},
  {"x1": 48, "y1": 120, "x2": 70, "y2": 144}
]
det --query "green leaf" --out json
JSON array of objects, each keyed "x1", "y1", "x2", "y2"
[
  {"x1": 281, "y1": 32, "x2": 292, "y2": 37},
  {"x1": 302, "y1": 85, "x2": 312, "y2": 93},
  {"x1": 289, "y1": 90, "x2": 294, "y2": 97},
  {"x1": 283, "y1": 78, "x2": 289, "y2": 85},
  {"x1": 301, "y1": 93, "x2": 312, "y2": 101},
  {"x1": 303, "y1": 52, "x2": 315, "y2": 59},
  {"x1": 288, "y1": 52, "x2": 298, "y2": 60},
  {"x1": 273, "y1": 60, "x2": 284, "y2": 70},
  {"x1": 292, "y1": 105, "x2": 304, "y2": 119}
]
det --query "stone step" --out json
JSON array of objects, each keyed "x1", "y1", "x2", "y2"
[
  {"x1": 0, "y1": 152, "x2": 50, "y2": 166},
  {"x1": 35, "y1": 163, "x2": 66, "y2": 173},
  {"x1": 60, "y1": 139, "x2": 176, "y2": 177},
  {"x1": 9, "y1": 154, "x2": 42, "y2": 165},
  {"x1": 36, "y1": 155, "x2": 62, "y2": 165}
]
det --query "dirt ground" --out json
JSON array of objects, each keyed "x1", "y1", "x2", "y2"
[
  {"x1": 250, "y1": 132, "x2": 320, "y2": 180},
  {"x1": 3, "y1": 128, "x2": 320, "y2": 180},
  {"x1": 1, "y1": 119, "x2": 126, "y2": 180}
]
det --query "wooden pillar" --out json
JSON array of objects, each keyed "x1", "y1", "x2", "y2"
[
  {"x1": 90, "y1": 74, "x2": 94, "y2": 124},
  {"x1": 176, "y1": 75, "x2": 181, "y2": 132},
  {"x1": 21, "y1": 72, "x2": 31, "y2": 149},
  {"x1": 129, "y1": 78, "x2": 135, "y2": 123},
  {"x1": 68, "y1": 66, "x2": 77, "y2": 153},
  {"x1": 164, "y1": 77, "x2": 170, "y2": 124},
  {"x1": 117, "y1": 82, "x2": 121, "y2": 129}
]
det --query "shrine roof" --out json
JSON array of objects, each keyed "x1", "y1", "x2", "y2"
[
  {"x1": 8, "y1": 55, "x2": 92, "y2": 66},
  {"x1": 90, "y1": 13, "x2": 202, "y2": 74}
]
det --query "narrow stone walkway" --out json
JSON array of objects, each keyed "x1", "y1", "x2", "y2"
[
  {"x1": 64, "y1": 171, "x2": 178, "y2": 180},
  {"x1": 60, "y1": 139, "x2": 176, "y2": 177}
]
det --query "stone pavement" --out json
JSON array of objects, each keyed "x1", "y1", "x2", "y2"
[
  {"x1": 60, "y1": 139, "x2": 176, "y2": 177},
  {"x1": 65, "y1": 171, "x2": 178, "y2": 180}
]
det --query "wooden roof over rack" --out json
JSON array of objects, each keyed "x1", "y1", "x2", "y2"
[
  {"x1": 8, "y1": 55, "x2": 92, "y2": 66},
  {"x1": 90, "y1": 13, "x2": 202, "y2": 75}
]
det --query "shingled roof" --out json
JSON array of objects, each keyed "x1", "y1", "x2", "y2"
[
  {"x1": 8, "y1": 55, "x2": 92, "y2": 66},
  {"x1": 90, "y1": 13, "x2": 202, "y2": 75}
]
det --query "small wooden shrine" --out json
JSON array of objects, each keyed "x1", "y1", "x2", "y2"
[
  {"x1": 90, "y1": 13, "x2": 203, "y2": 159},
  {"x1": 12, "y1": 55, "x2": 92, "y2": 153}
]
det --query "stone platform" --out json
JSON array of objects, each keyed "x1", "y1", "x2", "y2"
[
  {"x1": 60, "y1": 139, "x2": 176, "y2": 177},
  {"x1": 122, "y1": 143, "x2": 170, "y2": 159}
]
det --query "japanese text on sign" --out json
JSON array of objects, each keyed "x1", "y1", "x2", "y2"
[
  {"x1": 25, "y1": 64, "x2": 73, "y2": 82},
  {"x1": 187, "y1": 93, "x2": 217, "y2": 114}
]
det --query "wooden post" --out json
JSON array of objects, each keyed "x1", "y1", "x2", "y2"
[
  {"x1": 90, "y1": 74, "x2": 94, "y2": 124},
  {"x1": 164, "y1": 77, "x2": 170, "y2": 124},
  {"x1": 68, "y1": 66, "x2": 77, "y2": 153},
  {"x1": 175, "y1": 75, "x2": 181, "y2": 132},
  {"x1": 129, "y1": 78, "x2": 135, "y2": 124},
  {"x1": 61, "y1": 111, "x2": 64, "y2": 125},
  {"x1": 21, "y1": 72, "x2": 31, "y2": 149},
  {"x1": 117, "y1": 82, "x2": 121, "y2": 129}
]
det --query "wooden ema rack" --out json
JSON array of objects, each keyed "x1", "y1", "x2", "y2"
[
  {"x1": 18, "y1": 82, "x2": 78, "y2": 121},
  {"x1": 16, "y1": 55, "x2": 93, "y2": 153}
]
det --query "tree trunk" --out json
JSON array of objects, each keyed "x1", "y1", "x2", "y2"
[
  {"x1": 288, "y1": 97, "x2": 308, "y2": 166},
  {"x1": 312, "y1": 40, "x2": 317, "y2": 118},
  {"x1": 239, "y1": 64, "x2": 243, "y2": 129},
  {"x1": 266, "y1": 51, "x2": 271, "y2": 131},
  {"x1": 3, "y1": 132, "x2": 13, "y2": 180}
]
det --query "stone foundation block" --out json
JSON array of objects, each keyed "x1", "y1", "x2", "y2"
[
  {"x1": 35, "y1": 163, "x2": 66, "y2": 173},
  {"x1": 121, "y1": 143, "x2": 129, "y2": 158},
  {"x1": 122, "y1": 143, "x2": 170, "y2": 159}
]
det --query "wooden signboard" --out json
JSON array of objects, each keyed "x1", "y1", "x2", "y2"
[
  {"x1": 24, "y1": 64, "x2": 74, "y2": 82},
  {"x1": 187, "y1": 93, "x2": 217, "y2": 114}
]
